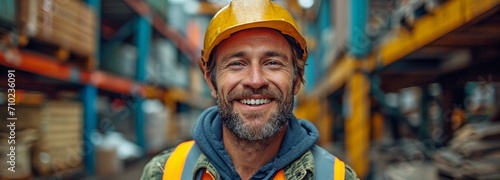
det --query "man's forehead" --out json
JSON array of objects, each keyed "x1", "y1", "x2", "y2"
[{"x1": 215, "y1": 28, "x2": 291, "y2": 54}]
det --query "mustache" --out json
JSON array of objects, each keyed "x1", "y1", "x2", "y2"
[{"x1": 227, "y1": 87, "x2": 282, "y2": 101}]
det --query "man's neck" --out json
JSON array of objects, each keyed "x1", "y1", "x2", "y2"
[{"x1": 222, "y1": 126, "x2": 287, "y2": 180}]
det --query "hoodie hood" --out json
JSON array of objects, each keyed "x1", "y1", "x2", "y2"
[{"x1": 192, "y1": 106, "x2": 319, "y2": 180}]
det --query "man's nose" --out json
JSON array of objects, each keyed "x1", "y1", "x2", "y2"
[{"x1": 242, "y1": 65, "x2": 269, "y2": 89}]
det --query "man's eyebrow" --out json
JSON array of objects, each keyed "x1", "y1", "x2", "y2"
[
  {"x1": 222, "y1": 51, "x2": 246, "y2": 62},
  {"x1": 220, "y1": 51, "x2": 288, "y2": 63},
  {"x1": 264, "y1": 51, "x2": 288, "y2": 60}
]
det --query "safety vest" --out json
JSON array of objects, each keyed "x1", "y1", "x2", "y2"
[{"x1": 163, "y1": 140, "x2": 346, "y2": 180}]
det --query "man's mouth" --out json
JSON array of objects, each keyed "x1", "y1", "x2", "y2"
[{"x1": 238, "y1": 98, "x2": 272, "y2": 106}]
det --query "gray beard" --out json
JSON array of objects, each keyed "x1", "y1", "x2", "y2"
[{"x1": 218, "y1": 94, "x2": 294, "y2": 142}]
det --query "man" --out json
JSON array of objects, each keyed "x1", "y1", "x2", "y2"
[{"x1": 141, "y1": 0, "x2": 359, "y2": 179}]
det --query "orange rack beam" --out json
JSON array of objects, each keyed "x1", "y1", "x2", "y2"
[{"x1": 0, "y1": 50, "x2": 166, "y2": 99}]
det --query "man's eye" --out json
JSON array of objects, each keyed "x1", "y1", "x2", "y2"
[
  {"x1": 229, "y1": 62, "x2": 243, "y2": 66},
  {"x1": 266, "y1": 60, "x2": 282, "y2": 66}
]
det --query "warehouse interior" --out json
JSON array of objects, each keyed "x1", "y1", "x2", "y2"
[{"x1": 0, "y1": 0, "x2": 499, "y2": 179}]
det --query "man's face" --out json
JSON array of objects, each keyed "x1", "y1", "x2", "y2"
[{"x1": 204, "y1": 28, "x2": 301, "y2": 141}]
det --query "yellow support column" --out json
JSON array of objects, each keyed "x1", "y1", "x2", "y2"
[
  {"x1": 295, "y1": 97, "x2": 332, "y2": 147},
  {"x1": 295, "y1": 97, "x2": 320, "y2": 122},
  {"x1": 317, "y1": 101, "x2": 333, "y2": 146},
  {"x1": 345, "y1": 71, "x2": 370, "y2": 178},
  {"x1": 372, "y1": 111, "x2": 385, "y2": 143},
  {"x1": 164, "y1": 90, "x2": 178, "y2": 145}
]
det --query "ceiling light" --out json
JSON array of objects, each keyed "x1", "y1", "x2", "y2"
[{"x1": 298, "y1": 0, "x2": 314, "y2": 9}]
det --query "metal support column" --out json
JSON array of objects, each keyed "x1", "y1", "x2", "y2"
[
  {"x1": 305, "y1": 53, "x2": 316, "y2": 93},
  {"x1": 82, "y1": 0, "x2": 100, "y2": 175},
  {"x1": 81, "y1": 85, "x2": 97, "y2": 175},
  {"x1": 135, "y1": 14, "x2": 151, "y2": 152},
  {"x1": 349, "y1": 0, "x2": 369, "y2": 58},
  {"x1": 419, "y1": 85, "x2": 431, "y2": 142},
  {"x1": 345, "y1": 71, "x2": 370, "y2": 178},
  {"x1": 346, "y1": 0, "x2": 370, "y2": 177}
]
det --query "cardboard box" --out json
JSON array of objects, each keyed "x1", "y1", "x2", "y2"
[
  {"x1": 0, "y1": 143, "x2": 33, "y2": 179},
  {"x1": 0, "y1": 105, "x2": 41, "y2": 132},
  {"x1": 17, "y1": 0, "x2": 96, "y2": 56},
  {"x1": 32, "y1": 101, "x2": 83, "y2": 176},
  {"x1": 96, "y1": 147, "x2": 123, "y2": 175},
  {"x1": 0, "y1": 129, "x2": 37, "y2": 179}
]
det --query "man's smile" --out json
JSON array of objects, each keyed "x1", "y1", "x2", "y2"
[
  {"x1": 233, "y1": 97, "x2": 276, "y2": 112},
  {"x1": 238, "y1": 98, "x2": 272, "y2": 106}
]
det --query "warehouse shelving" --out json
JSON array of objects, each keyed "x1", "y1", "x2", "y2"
[
  {"x1": 296, "y1": 0, "x2": 500, "y2": 179},
  {"x1": 0, "y1": 0, "x2": 215, "y2": 178},
  {"x1": 312, "y1": 0, "x2": 500, "y2": 97},
  {"x1": 123, "y1": 0, "x2": 199, "y2": 64}
]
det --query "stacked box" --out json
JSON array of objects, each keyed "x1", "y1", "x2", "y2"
[
  {"x1": 32, "y1": 101, "x2": 83, "y2": 176},
  {"x1": 17, "y1": 0, "x2": 96, "y2": 59},
  {"x1": 0, "y1": 105, "x2": 42, "y2": 132},
  {"x1": 0, "y1": 129, "x2": 38, "y2": 179},
  {"x1": 100, "y1": 43, "x2": 137, "y2": 79},
  {"x1": 0, "y1": 91, "x2": 44, "y2": 179},
  {"x1": 433, "y1": 121, "x2": 500, "y2": 179},
  {"x1": 147, "y1": 38, "x2": 188, "y2": 88},
  {"x1": 465, "y1": 82, "x2": 499, "y2": 120}
]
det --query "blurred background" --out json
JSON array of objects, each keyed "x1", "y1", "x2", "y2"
[{"x1": 0, "y1": 0, "x2": 499, "y2": 179}]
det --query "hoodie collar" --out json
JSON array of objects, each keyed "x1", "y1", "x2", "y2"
[{"x1": 192, "y1": 106, "x2": 319, "y2": 180}]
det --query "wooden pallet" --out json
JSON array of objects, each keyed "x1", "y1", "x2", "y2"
[
  {"x1": 17, "y1": 0, "x2": 96, "y2": 70},
  {"x1": 19, "y1": 37, "x2": 96, "y2": 70}
]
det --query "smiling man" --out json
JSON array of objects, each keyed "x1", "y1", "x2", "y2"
[{"x1": 141, "y1": 0, "x2": 358, "y2": 180}]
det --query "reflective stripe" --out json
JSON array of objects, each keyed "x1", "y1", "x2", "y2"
[
  {"x1": 311, "y1": 145, "x2": 346, "y2": 179},
  {"x1": 273, "y1": 170, "x2": 286, "y2": 180},
  {"x1": 163, "y1": 140, "x2": 195, "y2": 180},
  {"x1": 311, "y1": 145, "x2": 334, "y2": 179},
  {"x1": 334, "y1": 157, "x2": 346, "y2": 180},
  {"x1": 183, "y1": 142, "x2": 202, "y2": 179},
  {"x1": 201, "y1": 170, "x2": 214, "y2": 180}
]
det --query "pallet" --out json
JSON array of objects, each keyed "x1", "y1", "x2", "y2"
[
  {"x1": 19, "y1": 37, "x2": 95, "y2": 70},
  {"x1": 17, "y1": 0, "x2": 96, "y2": 70}
]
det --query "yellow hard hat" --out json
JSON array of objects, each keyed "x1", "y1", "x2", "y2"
[{"x1": 199, "y1": 0, "x2": 308, "y2": 72}]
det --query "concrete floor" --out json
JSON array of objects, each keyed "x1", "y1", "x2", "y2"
[
  {"x1": 375, "y1": 161, "x2": 438, "y2": 180},
  {"x1": 82, "y1": 158, "x2": 148, "y2": 180}
]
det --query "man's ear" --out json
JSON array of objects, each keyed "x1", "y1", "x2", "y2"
[
  {"x1": 293, "y1": 78, "x2": 301, "y2": 95},
  {"x1": 199, "y1": 57, "x2": 217, "y2": 98}
]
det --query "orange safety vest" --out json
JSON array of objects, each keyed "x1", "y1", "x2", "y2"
[{"x1": 163, "y1": 140, "x2": 346, "y2": 180}]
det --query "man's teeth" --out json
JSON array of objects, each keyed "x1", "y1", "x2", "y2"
[{"x1": 240, "y1": 99, "x2": 271, "y2": 105}]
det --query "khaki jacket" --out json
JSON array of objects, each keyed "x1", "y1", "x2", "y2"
[{"x1": 141, "y1": 147, "x2": 359, "y2": 180}]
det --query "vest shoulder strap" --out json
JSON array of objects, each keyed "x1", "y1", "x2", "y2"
[
  {"x1": 311, "y1": 145, "x2": 346, "y2": 179},
  {"x1": 163, "y1": 140, "x2": 201, "y2": 180}
]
